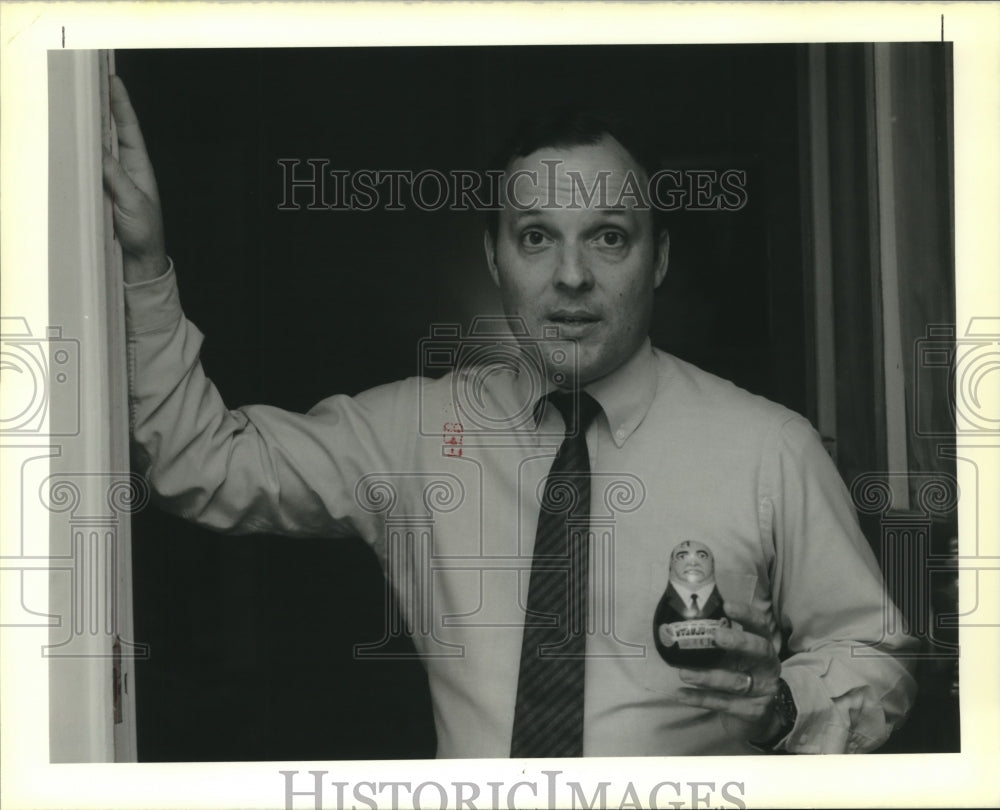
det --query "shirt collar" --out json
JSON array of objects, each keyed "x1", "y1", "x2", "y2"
[{"x1": 519, "y1": 338, "x2": 658, "y2": 449}]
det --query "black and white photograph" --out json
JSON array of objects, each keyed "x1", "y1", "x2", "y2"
[{"x1": 3, "y1": 3, "x2": 999, "y2": 809}]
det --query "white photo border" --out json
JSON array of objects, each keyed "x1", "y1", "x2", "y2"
[{"x1": 2, "y1": 2, "x2": 998, "y2": 809}]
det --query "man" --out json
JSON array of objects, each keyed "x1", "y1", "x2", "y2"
[{"x1": 103, "y1": 75, "x2": 917, "y2": 756}]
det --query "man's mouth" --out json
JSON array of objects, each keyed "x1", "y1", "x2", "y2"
[{"x1": 548, "y1": 311, "x2": 600, "y2": 326}]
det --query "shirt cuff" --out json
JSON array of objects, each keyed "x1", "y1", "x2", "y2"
[
  {"x1": 124, "y1": 257, "x2": 184, "y2": 336},
  {"x1": 774, "y1": 664, "x2": 851, "y2": 753}
]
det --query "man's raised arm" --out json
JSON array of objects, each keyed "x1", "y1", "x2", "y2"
[{"x1": 100, "y1": 76, "x2": 412, "y2": 542}]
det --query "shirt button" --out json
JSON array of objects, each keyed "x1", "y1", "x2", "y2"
[{"x1": 616, "y1": 429, "x2": 625, "y2": 439}]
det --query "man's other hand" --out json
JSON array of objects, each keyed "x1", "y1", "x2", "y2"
[
  {"x1": 101, "y1": 76, "x2": 168, "y2": 284},
  {"x1": 672, "y1": 601, "x2": 784, "y2": 743}
]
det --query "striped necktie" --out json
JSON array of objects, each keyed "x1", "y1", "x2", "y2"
[{"x1": 510, "y1": 390, "x2": 602, "y2": 757}]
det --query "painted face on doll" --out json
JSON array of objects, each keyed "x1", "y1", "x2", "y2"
[{"x1": 669, "y1": 540, "x2": 715, "y2": 587}]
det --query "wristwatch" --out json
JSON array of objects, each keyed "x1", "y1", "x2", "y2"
[{"x1": 751, "y1": 677, "x2": 798, "y2": 752}]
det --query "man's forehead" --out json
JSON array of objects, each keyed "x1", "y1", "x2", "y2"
[
  {"x1": 502, "y1": 135, "x2": 649, "y2": 209},
  {"x1": 672, "y1": 540, "x2": 712, "y2": 556},
  {"x1": 510, "y1": 205, "x2": 632, "y2": 222}
]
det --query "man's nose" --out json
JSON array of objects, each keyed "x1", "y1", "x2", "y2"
[{"x1": 552, "y1": 244, "x2": 594, "y2": 291}]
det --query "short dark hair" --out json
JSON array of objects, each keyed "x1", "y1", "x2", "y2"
[{"x1": 485, "y1": 106, "x2": 667, "y2": 245}]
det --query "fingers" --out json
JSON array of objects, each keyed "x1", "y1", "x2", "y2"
[
  {"x1": 103, "y1": 76, "x2": 168, "y2": 283},
  {"x1": 711, "y1": 623, "x2": 774, "y2": 662},
  {"x1": 109, "y1": 75, "x2": 145, "y2": 147},
  {"x1": 678, "y1": 665, "x2": 776, "y2": 697},
  {"x1": 102, "y1": 147, "x2": 167, "y2": 275},
  {"x1": 667, "y1": 608, "x2": 783, "y2": 740},
  {"x1": 673, "y1": 620, "x2": 781, "y2": 698},
  {"x1": 673, "y1": 685, "x2": 773, "y2": 723},
  {"x1": 723, "y1": 601, "x2": 776, "y2": 640},
  {"x1": 674, "y1": 667, "x2": 777, "y2": 731},
  {"x1": 108, "y1": 76, "x2": 160, "y2": 199},
  {"x1": 674, "y1": 684, "x2": 781, "y2": 743},
  {"x1": 102, "y1": 146, "x2": 157, "y2": 223},
  {"x1": 679, "y1": 667, "x2": 753, "y2": 694},
  {"x1": 102, "y1": 148, "x2": 139, "y2": 198}
]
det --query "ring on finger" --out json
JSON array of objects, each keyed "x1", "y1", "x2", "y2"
[{"x1": 739, "y1": 671, "x2": 754, "y2": 695}]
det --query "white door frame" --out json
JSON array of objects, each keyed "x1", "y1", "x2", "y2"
[{"x1": 44, "y1": 47, "x2": 141, "y2": 763}]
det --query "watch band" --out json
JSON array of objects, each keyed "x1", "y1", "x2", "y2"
[{"x1": 751, "y1": 677, "x2": 797, "y2": 751}]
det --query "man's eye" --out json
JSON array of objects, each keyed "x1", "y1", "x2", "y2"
[
  {"x1": 521, "y1": 229, "x2": 549, "y2": 248},
  {"x1": 596, "y1": 230, "x2": 627, "y2": 248}
]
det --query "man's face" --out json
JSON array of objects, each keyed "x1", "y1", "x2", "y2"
[
  {"x1": 669, "y1": 541, "x2": 716, "y2": 586},
  {"x1": 485, "y1": 136, "x2": 669, "y2": 387}
]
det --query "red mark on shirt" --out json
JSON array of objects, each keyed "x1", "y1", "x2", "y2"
[{"x1": 443, "y1": 422, "x2": 464, "y2": 457}]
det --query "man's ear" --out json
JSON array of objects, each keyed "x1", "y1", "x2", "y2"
[
  {"x1": 484, "y1": 229, "x2": 500, "y2": 287},
  {"x1": 653, "y1": 228, "x2": 670, "y2": 288}
]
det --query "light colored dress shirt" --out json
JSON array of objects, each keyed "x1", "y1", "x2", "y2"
[{"x1": 125, "y1": 264, "x2": 918, "y2": 756}]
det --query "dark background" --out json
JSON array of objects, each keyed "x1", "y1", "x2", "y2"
[{"x1": 117, "y1": 45, "x2": 816, "y2": 761}]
